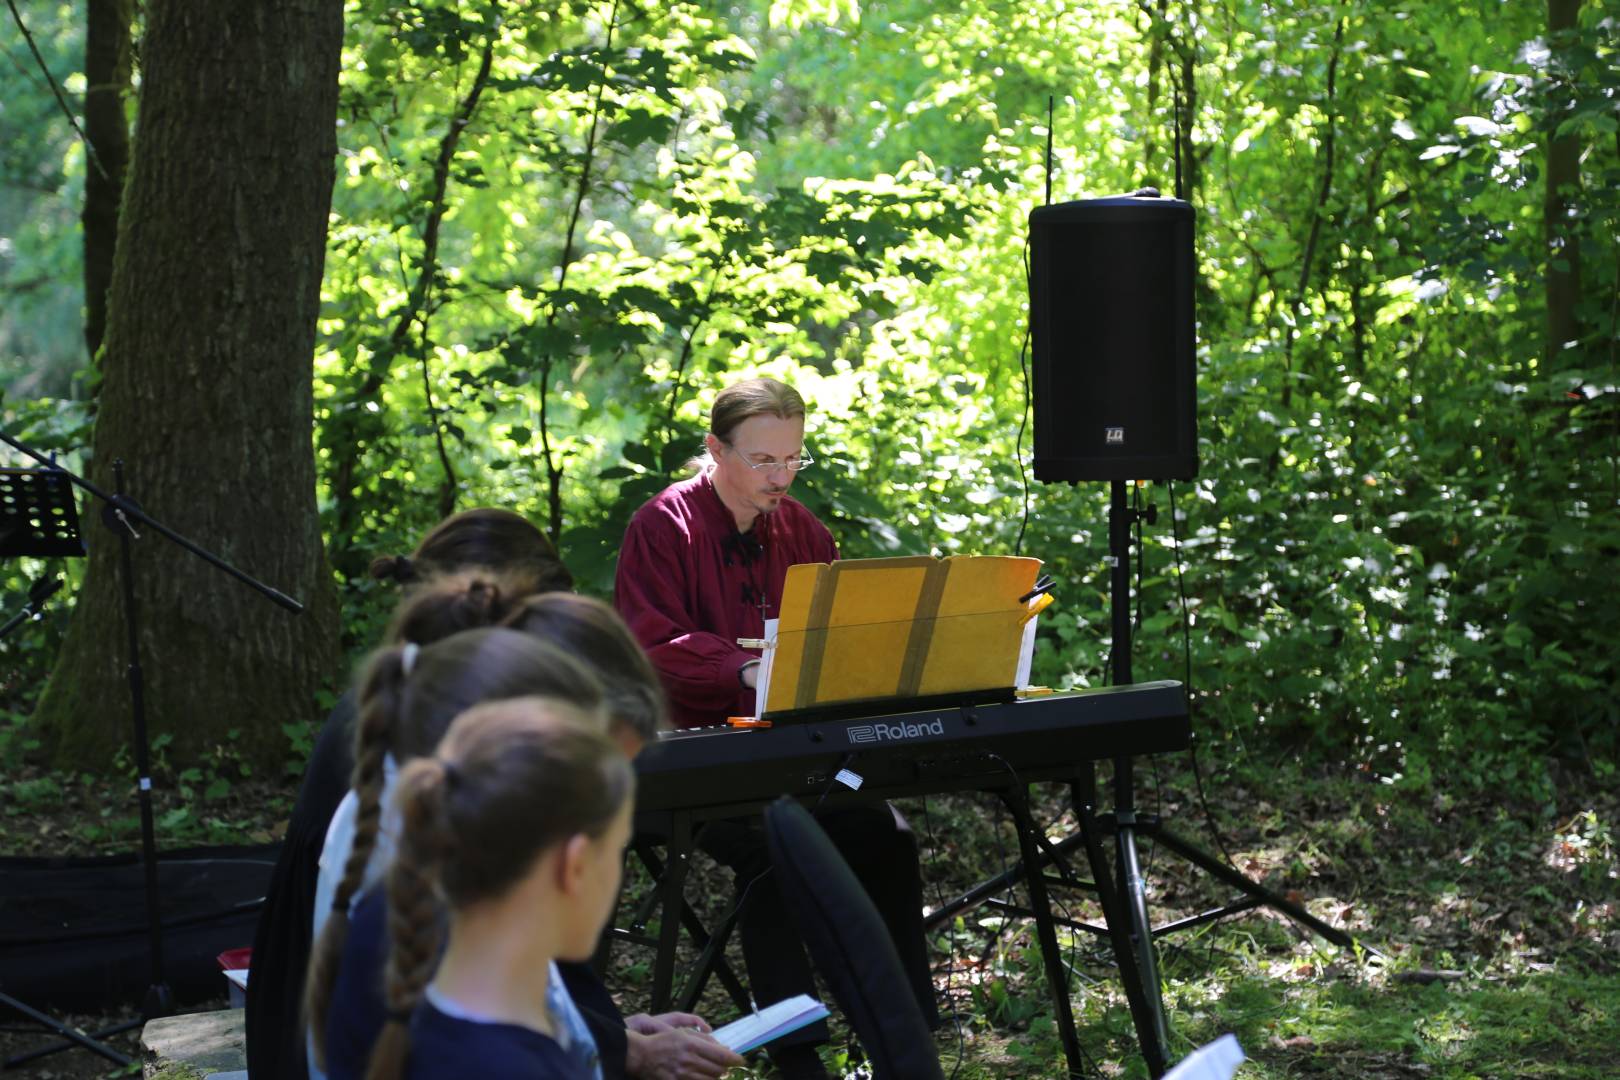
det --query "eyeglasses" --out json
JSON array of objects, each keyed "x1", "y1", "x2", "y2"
[{"x1": 724, "y1": 443, "x2": 814, "y2": 473}]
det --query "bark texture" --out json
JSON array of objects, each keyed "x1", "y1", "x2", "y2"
[
  {"x1": 82, "y1": 0, "x2": 132, "y2": 362},
  {"x1": 35, "y1": 0, "x2": 344, "y2": 768}
]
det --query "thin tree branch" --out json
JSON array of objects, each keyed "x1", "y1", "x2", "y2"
[
  {"x1": 397, "y1": 38, "x2": 497, "y2": 354},
  {"x1": 660, "y1": 259, "x2": 725, "y2": 441},
  {"x1": 551, "y1": 4, "x2": 619, "y2": 298},
  {"x1": 4, "y1": 0, "x2": 109, "y2": 181},
  {"x1": 536, "y1": 0, "x2": 622, "y2": 545},
  {"x1": 329, "y1": 36, "x2": 497, "y2": 557}
]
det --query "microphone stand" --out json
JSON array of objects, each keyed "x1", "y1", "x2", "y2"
[
  {"x1": 0, "y1": 433, "x2": 304, "y2": 612},
  {"x1": 0, "y1": 429, "x2": 301, "y2": 1040}
]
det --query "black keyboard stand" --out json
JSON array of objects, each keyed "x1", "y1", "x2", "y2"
[
  {"x1": 595, "y1": 832, "x2": 753, "y2": 1016},
  {"x1": 619, "y1": 764, "x2": 1161, "y2": 1080},
  {"x1": 999, "y1": 781, "x2": 1094, "y2": 1078},
  {"x1": 917, "y1": 765, "x2": 1171, "y2": 1078}
]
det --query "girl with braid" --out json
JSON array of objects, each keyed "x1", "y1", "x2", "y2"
[
  {"x1": 315, "y1": 599, "x2": 740, "y2": 1080},
  {"x1": 501, "y1": 595, "x2": 745, "y2": 1080},
  {"x1": 312, "y1": 577, "x2": 538, "y2": 947},
  {"x1": 500, "y1": 592, "x2": 666, "y2": 755},
  {"x1": 364, "y1": 696, "x2": 634, "y2": 1079},
  {"x1": 308, "y1": 628, "x2": 607, "y2": 1080},
  {"x1": 248, "y1": 509, "x2": 570, "y2": 1080}
]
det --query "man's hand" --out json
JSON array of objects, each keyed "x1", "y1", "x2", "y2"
[
  {"x1": 623, "y1": 1012, "x2": 744, "y2": 1079},
  {"x1": 626, "y1": 1012, "x2": 707, "y2": 1036},
  {"x1": 739, "y1": 660, "x2": 760, "y2": 689}
]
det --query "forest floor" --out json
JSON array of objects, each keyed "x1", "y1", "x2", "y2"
[
  {"x1": 3, "y1": 747, "x2": 1617, "y2": 1079},
  {"x1": 604, "y1": 751, "x2": 1620, "y2": 1079}
]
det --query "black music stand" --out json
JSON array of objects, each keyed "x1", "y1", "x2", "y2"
[
  {"x1": 0, "y1": 436, "x2": 302, "y2": 1069},
  {"x1": 0, "y1": 465, "x2": 137, "y2": 1070},
  {"x1": 0, "y1": 466, "x2": 84, "y2": 558}
]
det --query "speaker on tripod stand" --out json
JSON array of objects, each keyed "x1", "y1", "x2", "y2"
[
  {"x1": 1024, "y1": 193, "x2": 1362, "y2": 1078},
  {"x1": 1025, "y1": 190, "x2": 1196, "y2": 1075}
]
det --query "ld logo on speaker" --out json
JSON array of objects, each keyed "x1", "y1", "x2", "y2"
[{"x1": 1105, "y1": 427, "x2": 1125, "y2": 445}]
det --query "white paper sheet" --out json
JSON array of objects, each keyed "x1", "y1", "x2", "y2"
[{"x1": 712, "y1": 994, "x2": 830, "y2": 1053}]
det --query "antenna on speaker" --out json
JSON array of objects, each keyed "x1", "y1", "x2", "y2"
[
  {"x1": 1172, "y1": 81, "x2": 1185, "y2": 201},
  {"x1": 1044, "y1": 95, "x2": 1055, "y2": 205}
]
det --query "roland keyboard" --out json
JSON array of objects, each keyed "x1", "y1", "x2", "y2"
[{"x1": 634, "y1": 680, "x2": 1189, "y2": 814}]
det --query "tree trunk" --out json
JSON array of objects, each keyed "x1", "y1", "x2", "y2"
[
  {"x1": 1544, "y1": 0, "x2": 1584, "y2": 368},
  {"x1": 34, "y1": 0, "x2": 344, "y2": 770},
  {"x1": 81, "y1": 0, "x2": 132, "y2": 363}
]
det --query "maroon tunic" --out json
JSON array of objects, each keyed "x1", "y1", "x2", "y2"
[{"x1": 614, "y1": 471, "x2": 838, "y2": 728}]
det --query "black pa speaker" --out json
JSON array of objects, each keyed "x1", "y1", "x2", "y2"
[{"x1": 1029, "y1": 194, "x2": 1197, "y2": 482}]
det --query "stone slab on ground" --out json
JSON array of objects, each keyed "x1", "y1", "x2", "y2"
[{"x1": 140, "y1": 1008, "x2": 245, "y2": 1078}]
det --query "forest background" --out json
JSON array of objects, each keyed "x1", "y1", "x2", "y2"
[{"x1": 2, "y1": 0, "x2": 1618, "y2": 1076}]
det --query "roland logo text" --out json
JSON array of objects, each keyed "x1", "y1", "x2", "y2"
[{"x1": 847, "y1": 719, "x2": 946, "y2": 745}]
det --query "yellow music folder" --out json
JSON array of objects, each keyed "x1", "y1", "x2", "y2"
[{"x1": 755, "y1": 555, "x2": 1044, "y2": 716}]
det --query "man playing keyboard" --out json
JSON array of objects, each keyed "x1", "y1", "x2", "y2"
[{"x1": 614, "y1": 377, "x2": 938, "y2": 1080}]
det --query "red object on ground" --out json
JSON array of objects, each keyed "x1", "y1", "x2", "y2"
[{"x1": 217, "y1": 947, "x2": 252, "y2": 971}]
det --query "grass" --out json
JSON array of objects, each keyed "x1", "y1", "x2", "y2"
[{"x1": 601, "y1": 754, "x2": 1620, "y2": 1078}]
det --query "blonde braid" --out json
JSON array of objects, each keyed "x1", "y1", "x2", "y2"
[
  {"x1": 364, "y1": 759, "x2": 454, "y2": 1080},
  {"x1": 303, "y1": 648, "x2": 407, "y2": 1066}
]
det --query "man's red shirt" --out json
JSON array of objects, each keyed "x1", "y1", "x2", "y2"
[{"x1": 614, "y1": 471, "x2": 838, "y2": 728}]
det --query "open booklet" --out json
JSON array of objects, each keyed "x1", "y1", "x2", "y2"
[
  {"x1": 750, "y1": 555, "x2": 1046, "y2": 717},
  {"x1": 711, "y1": 994, "x2": 831, "y2": 1054}
]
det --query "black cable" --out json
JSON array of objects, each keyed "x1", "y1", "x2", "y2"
[
  {"x1": 810, "y1": 750, "x2": 859, "y2": 816},
  {"x1": 1101, "y1": 503, "x2": 1114, "y2": 686},
  {"x1": 1138, "y1": 485, "x2": 1162, "y2": 886},
  {"x1": 1101, "y1": 485, "x2": 1146, "y2": 689},
  {"x1": 982, "y1": 789, "x2": 1019, "y2": 977},
  {"x1": 1014, "y1": 241, "x2": 1034, "y2": 557},
  {"x1": 6, "y1": 898, "x2": 264, "y2": 948},
  {"x1": 918, "y1": 796, "x2": 968, "y2": 1080},
  {"x1": 1133, "y1": 484, "x2": 1145, "y2": 641},
  {"x1": 1168, "y1": 479, "x2": 1238, "y2": 870},
  {"x1": 1020, "y1": 96, "x2": 1054, "y2": 559}
]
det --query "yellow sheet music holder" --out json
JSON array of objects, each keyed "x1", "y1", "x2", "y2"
[{"x1": 757, "y1": 555, "x2": 1044, "y2": 716}]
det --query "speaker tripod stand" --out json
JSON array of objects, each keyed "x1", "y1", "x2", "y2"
[{"x1": 927, "y1": 481, "x2": 1364, "y2": 1077}]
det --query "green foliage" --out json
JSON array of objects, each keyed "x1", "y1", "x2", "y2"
[
  {"x1": 0, "y1": 3, "x2": 89, "y2": 398},
  {"x1": 5, "y1": 9, "x2": 1619, "y2": 1069},
  {"x1": 4, "y1": 0, "x2": 1617, "y2": 773}
]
